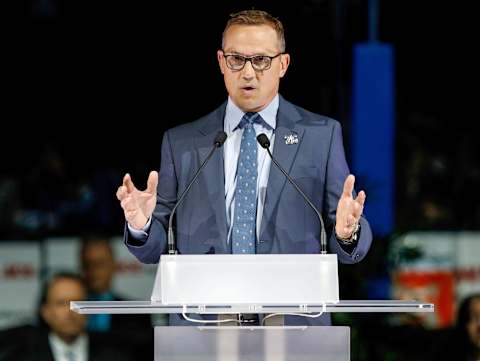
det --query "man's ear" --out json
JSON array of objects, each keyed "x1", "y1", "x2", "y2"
[
  {"x1": 217, "y1": 50, "x2": 226, "y2": 74},
  {"x1": 279, "y1": 53, "x2": 290, "y2": 78}
]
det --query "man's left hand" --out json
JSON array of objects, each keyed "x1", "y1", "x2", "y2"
[{"x1": 335, "y1": 174, "x2": 366, "y2": 239}]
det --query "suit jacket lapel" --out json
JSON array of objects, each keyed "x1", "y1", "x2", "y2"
[
  {"x1": 259, "y1": 97, "x2": 305, "y2": 240},
  {"x1": 195, "y1": 103, "x2": 228, "y2": 250}
]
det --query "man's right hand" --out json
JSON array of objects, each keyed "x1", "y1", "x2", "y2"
[{"x1": 116, "y1": 171, "x2": 158, "y2": 230}]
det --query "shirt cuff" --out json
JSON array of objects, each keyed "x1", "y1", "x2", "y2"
[{"x1": 127, "y1": 217, "x2": 152, "y2": 240}]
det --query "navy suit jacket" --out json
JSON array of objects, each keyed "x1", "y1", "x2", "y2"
[
  {"x1": 3, "y1": 326, "x2": 134, "y2": 361},
  {"x1": 125, "y1": 96, "x2": 372, "y2": 325}
]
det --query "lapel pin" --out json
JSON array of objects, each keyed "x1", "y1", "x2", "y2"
[{"x1": 284, "y1": 133, "x2": 299, "y2": 145}]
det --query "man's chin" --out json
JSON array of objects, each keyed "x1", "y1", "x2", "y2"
[
  {"x1": 237, "y1": 99, "x2": 265, "y2": 113},
  {"x1": 57, "y1": 330, "x2": 83, "y2": 343}
]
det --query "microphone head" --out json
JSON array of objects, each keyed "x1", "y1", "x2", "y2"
[
  {"x1": 214, "y1": 131, "x2": 228, "y2": 147},
  {"x1": 256, "y1": 133, "x2": 270, "y2": 148}
]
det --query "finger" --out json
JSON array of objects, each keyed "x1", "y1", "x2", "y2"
[
  {"x1": 123, "y1": 173, "x2": 135, "y2": 193},
  {"x1": 353, "y1": 203, "x2": 363, "y2": 220},
  {"x1": 355, "y1": 190, "x2": 366, "y2": 207},
  {"x1": 120, "y1": 197, "x2": 129, "y2": 211},
  {"x1": 353, "y1": 191, "x2": 366, "y2": 219},
  {"x1": 146, "y1": 171, "x2": 158, "y2": 193},
  {"x1": 342, "y1": 174, "x2": 355, "y2": 197},
  {"x1": 116, "y1": 186, "x2": 127, "y2": 201}
]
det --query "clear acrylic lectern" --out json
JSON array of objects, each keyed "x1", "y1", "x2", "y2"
[{"x1": 71, "y1": 254, "x2": 434, "y2": 360}]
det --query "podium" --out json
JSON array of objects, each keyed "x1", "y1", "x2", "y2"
[
  {"x1": 71, "y1": 254, "x2": 434, "y2": 360},
  {"x1": 71, "y1": 300, "x2": 433, "y2": 360}
]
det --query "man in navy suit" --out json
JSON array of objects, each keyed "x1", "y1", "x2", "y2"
[{"x1": 116, "y1": 9, "x2": 372, "y2": 325}]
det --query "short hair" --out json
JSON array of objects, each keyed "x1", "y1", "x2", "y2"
[
  {"x1": 39, "y1": 272, "x2": 86, "y2": 306},
  {"x1": 222, "y1": 10, "x2": 286, "y2": 52},
  {"x1": 37, "y1": 272, "x2": 86, "y2": 329},
  {"x1": 80, "y1": 234, "x2": 114, "y2": 260}
]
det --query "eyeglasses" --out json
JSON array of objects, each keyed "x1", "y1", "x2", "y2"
[{"x1": 222, "y1": 51, "x2": 283, "y2": 71}]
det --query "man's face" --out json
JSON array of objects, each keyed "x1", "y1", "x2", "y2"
[
  {"x1": 467, "y1": 298, "x2": 480, "y2": 348},
  {"x1": 217, "y1": 24, "x2": 290, "y2": 112},
  {"x1": 41, "y1": 277, "x2": 87, "y2": 343},
  {"x1": 81, "y1": 242, "x2": 115, "y2": 294}
]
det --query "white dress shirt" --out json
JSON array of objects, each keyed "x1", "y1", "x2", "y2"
[{"x1": 49, "y1": 333, "x2": 88, "y2": 361}]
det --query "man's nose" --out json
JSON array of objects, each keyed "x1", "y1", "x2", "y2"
[{"x1": 241, "y1": 60, "x2": 256, "y2": 80}]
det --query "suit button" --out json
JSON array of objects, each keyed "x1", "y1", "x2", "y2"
[{"x1": 354, "y1": 253, "x2": 360, "y2": 260}]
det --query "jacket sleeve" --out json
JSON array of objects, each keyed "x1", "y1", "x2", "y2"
[
  {"x1": 323, "y1": 121, "x2": 372, "y2": 264},
  {"x1": 124, "y1": 131, "x2": 178, "y2": 264}
]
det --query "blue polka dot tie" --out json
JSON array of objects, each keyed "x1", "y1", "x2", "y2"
[{"x1": 232, "y1": 112, "x2": 260, "y2": 254}]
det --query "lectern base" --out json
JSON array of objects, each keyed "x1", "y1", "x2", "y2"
[{"x1": 154, "y1": 325, "x2": 350, "y2": 361}]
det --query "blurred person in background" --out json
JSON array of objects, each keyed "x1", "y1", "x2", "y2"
[
  {"x1": 461, "y1": 294, "x2": 480, "y2": 361},
  {"x1": 80, "y1": 237, "x2": 118, "y2": 332},
  {"x1": 80, "y1": 236, "x2": 152, "y2": 358},
  {"x1": 1, "y1": 272, "x2": 133, "y2": 361},
  {"x1": 434, "y1": 293, "x2": 480, "y2": 361}
]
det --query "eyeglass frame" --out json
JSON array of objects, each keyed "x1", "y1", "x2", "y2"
[{"x1": 221, "y1": 50, "x2": 284, "y2": 71}]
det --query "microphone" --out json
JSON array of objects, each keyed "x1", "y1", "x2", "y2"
[
  {"x1": 167, "y1": 131, "x2": 227, "y2": 254},
  {"x1": 256, "y1": 134, "x2": 328, "y2": 254}
]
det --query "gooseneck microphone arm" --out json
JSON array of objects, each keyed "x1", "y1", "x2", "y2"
[
  {"x1": 256, "y1": 134, "x2": 327, "y2": 254},
  {"x1": 167, "y1": 131, "x2": 227, "y2": 255}
]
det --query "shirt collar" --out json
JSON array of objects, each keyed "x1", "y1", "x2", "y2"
[
  {"x1": 225, "y1": 95, "x2": 279, "y2": 133},
  {"x1": 49, "y1": 332, "x2": 87, "y2": 357}
]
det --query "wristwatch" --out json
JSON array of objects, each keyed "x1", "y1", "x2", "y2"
[{"x1": 335, "y1": 221, "x2": 361, "y2": 245}]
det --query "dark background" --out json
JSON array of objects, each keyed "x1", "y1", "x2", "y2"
[
  {"x1": 2, "y1": 0, "x2": 476, "y2": 238},
  {"x1": 0, "y1": 1, "x2": 478, "y2": 360}
]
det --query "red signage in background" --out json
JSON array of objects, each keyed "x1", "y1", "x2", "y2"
[
  {"x1": 393, "y1": 270, "x2": 455, "y2": 328},
  {"x1": 390, "y1": 232, "x2": 480, "y2": 329},
  {"x1": 2, "y1": 263, "x2": 36, "y2": 280}
]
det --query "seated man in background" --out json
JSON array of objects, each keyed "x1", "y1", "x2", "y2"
[{"x1": 10, "y1": 272, "x2": 134, "y2": 361}]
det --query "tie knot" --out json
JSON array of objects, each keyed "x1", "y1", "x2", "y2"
[{"x1": 239, "y1": 112, "x2": 261, "y2": 128}]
